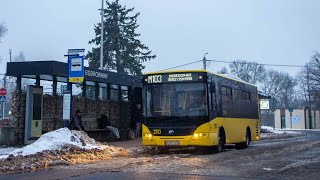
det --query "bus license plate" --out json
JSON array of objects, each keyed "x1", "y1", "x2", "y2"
[{"x1": 165, "y1": 141, "x2": 180, "y2": 146}]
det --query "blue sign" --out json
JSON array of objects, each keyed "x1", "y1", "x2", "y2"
[
  {"x1": 0, "y1": 96, "x2": 6, "y2": 102},
  {"x1": 68, "y1": 56, "x2": 84, "y2": 83}
]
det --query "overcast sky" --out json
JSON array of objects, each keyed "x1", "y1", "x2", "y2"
[{"x1": 1, "y1": 0, "x2": 320, "y2": 76}]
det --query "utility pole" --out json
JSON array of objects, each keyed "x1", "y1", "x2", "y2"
[
  {"x1": 306, "y1": 64, "x2": 311, "y2": 108},
  {"x1": 99, "y1": 0, "x2": 105, "y2": 100},
  {"x1": 306, "y1": 64, "x2": 312, "y2": 129},
  {"x1": 3, "y1": 49, "x2": 11, "y2": 89},
  {"x1": 203, "y1": 53, "x2": 208, "y2": 70},
  {"x1": 100, "y1": 0, "x2": 104, "y2": 70}
]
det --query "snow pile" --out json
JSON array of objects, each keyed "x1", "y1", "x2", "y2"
[
  {"x1": 261, "y1": 126, "x2": 275, "y2": 133},
  {"x1": 0, "y1": 148, "x2": 17, "y2": 157},
  {"x1": 0, "y1": 128, "x2": 106, "y2": 159},
  {"x1": 261, "y1": 126, "x2": 301, "y2": 138},
  {"x1": 261, "y1": 126, "x2": 300, "y2": 134}
]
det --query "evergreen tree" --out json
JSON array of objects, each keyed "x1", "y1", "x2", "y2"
[{"x1": 86, "y1": 0, "x2": 156, "y2": 75}]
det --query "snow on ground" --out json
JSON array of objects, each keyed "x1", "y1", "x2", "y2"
[
  {"x1": 261, "y1": 126, "x2": 300, "y2": 134},
  {"x1": 263, "y1": 168, "x2": 273, "y2": 171},
  {"x1": 261, "y1": 126, "x2": 275, "y2": 133},
  {"x1": 0, "y1": 148, "x2": 17, "y2": 156},
  {"x1": 0, "y1": 128, "x2": 109, "y2": 159},
  {"x1": 261, "y1": 126, "x2": 301, "y2": 138},
  {"x1": 278, "y1": 157, "x2": 320, "y2": 172}
]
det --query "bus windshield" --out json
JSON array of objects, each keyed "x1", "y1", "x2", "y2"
[{"x1": 145, "y1": 83, "x2": 208, "y2": 117}]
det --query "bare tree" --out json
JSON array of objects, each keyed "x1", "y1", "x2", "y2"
[
  {"x1": 261, "y1": 70, "x2": 283, "y2": 109},
  {"x1": 13, "y1": 51, "x2": 26, "y2": 62},
  {"x1": 305, "y1": 52, "x2": 320, "y2": 109},
  {"x1": 278, "y1": 73, "x2": 296, "y2": 108},
  {"x1": 0, "y1": 22, "x2": 7, "y2": 43},
  {"x1": 229, "y1": 60, "x2": 266, "y2": 84},
  {"x1": 261, "y1": 70, "x2": 283, "y2": 98},
  {"x1": 217, "y1": 67, "x2": 228, "y2": 74},
  {"x1": 261, "y1": 70, "x2": 296, "y2": 109},
  {"x1": 0, "y1": 23, "x2": 8, "y2": 63},
  {"x1": 12, "y1": 51, "x2": 30, "y2": 90},
  {"x1": 296, "y1": 63, "x2": 313, "y2": 108}
]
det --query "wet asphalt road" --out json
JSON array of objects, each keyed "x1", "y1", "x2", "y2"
[
  {"x1": 1, "y1": 171, "x2": 239, "y2": 180},
  {"x1": 0, "y1": 130, "x2": 320, "y2": 180}
]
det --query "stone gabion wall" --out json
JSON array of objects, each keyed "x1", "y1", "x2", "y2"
[
  {"x1": 42, "y1": 95, "x2": 64, "y2": 132},
  {"x1": 71, "y1": 97, "x2": 132, "y2": 139},
  {"x1": 11, "y1": 92, "x2": 133, "y2": 145},
  {"x1": 11, "y1": 92, "x2": 26, "y2": 145}
]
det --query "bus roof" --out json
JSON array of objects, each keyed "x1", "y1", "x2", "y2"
[{"x1": 144, "y1": 69, "x2": 257, "y2": 88}]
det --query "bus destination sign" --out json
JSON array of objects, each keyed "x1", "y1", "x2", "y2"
[{"x1": 145, "y1": 73, "x2": 204, "y2": 84}]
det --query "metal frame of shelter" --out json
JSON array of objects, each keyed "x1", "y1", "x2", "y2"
[{"x1": 6, "y1": 61, "x2": 142, "y2": 102}]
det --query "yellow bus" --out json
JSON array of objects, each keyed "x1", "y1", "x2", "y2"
[{"x1": 142, "y1": 70, "x2": 260, "y2": 152}]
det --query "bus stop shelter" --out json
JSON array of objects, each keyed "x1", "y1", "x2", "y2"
[{"x1": 6, "y1": 61, "x2": 142, "y2": 145}]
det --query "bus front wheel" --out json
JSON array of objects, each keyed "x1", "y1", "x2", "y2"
[{"x1": 214, "y1": 129, "x2": 225, "y2": 153}]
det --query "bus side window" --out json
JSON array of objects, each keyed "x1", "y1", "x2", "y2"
[{"x1": 209, "y1": 82, "x2": 216, "y2": 111}]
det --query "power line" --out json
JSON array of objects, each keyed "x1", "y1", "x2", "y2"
[
  {"x1": 156, "y1": 59, "x2": 305, "y2": 72},
  {"x1": 207, "y1": 59, "x2": 304, "y2": 68},
  {"x1": 157, "y1": 60, "x2": 203, "y2": 71}
]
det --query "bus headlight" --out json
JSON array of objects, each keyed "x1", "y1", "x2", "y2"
[
  {"x1": 144, "y1": 133, "x2": 153, "y2": 138},
  {"x1": 193, "y1": 133, "x2": 207, "y2": 138}
]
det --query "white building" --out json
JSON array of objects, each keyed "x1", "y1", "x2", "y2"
[{"x1": 274, "y1": 109, "x2": 320, "y2": 129}]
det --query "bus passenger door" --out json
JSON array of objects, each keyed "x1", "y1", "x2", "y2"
[{"x1": 208, "y1": 78, "x2": 217, "y2": 122}]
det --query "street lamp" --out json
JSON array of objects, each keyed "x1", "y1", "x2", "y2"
[
  {"x1": 99, "y1": 0, "x2": 105, "y2": 100},
  {"x1": 100, "y1": 0, "x2": 104, "y2": 70},
  {"x1": 9, "y1": 49, "x2": 12, "y2": 62}
]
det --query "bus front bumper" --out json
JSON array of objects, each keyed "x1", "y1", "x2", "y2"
[{"x1": 142, "y1": 132, "x2": 218, "y2": 147}]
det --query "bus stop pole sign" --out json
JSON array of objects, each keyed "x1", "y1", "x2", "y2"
[
  {"x1": 260, "y1": 99, "x2": 269, "y2": 110},
  {"x1": 64, "y1": 49, "x2": 85, "y2": 127},
  {"x1": 68, "y1": 56, "x2": 84, "y2": 83}
]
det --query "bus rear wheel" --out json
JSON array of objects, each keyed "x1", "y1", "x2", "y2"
[{"x1": 236, "y1": 129, "x2": 251, "y2": 149}]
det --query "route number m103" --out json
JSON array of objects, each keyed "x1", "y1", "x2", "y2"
[{"x1": 148, "y1": 75, "x2": 162, "y2": 83}]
